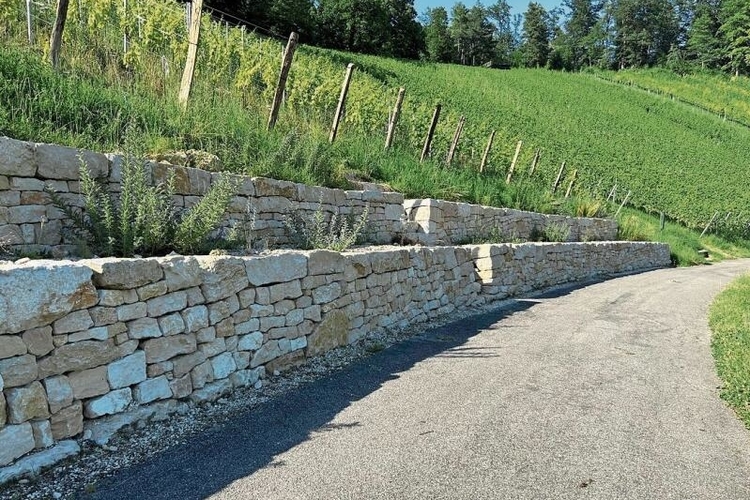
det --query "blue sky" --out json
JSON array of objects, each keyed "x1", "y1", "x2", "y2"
[{"x1": 413, "y1": 0, "x2": 561, "y2": 18}]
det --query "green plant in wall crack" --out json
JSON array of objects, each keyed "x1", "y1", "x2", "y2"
[
  {"x1": 47, "y1": 147, "x2": 235, "y2": 257},
  {"x1": 284, "y1": 201, "x2": 369, "y2": 252}
]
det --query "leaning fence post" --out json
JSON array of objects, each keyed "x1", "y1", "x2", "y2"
[
  {"x1": 528, "y1": 149, "x2": 541, "y2": 176},
  {"x1": 700, "y1": 211, "x2": 720, "y2": 237},
  {"x1": 446, "y1": 115, "x2": 465, "y2": 166},
  {"x1": 506, "y1": 140, "x2": 522, "y2": 184},
  {"x1": 420, "y1": 104, "x2": 441, "y2": 162},
  {"x1": 329, "y1": 63, "x2": 355, "y2": 143},
  {"x1": 385, "y1": 87, "x2": 405, "y2": 150},
  {"x1": 552, "y1": 161, "x2": 566, "y2": 194},
  {"x1": 267, "y1": 32, "x2": 298, "y2": 131},
  {"x1": 178, "y1": 0, "x2": 204, "y2": 108},
  {"x1": 479, "y1": 130, "x2": 495, "y2": 173},
  {"x1": 565, "y1": 169, "x2": 578, "y2": 198},
  {"x1": 615, "y1": 190, "x2": 632, "y2": 217}
]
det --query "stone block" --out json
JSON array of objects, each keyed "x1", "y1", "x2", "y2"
[
  {"x1": 169, "y1": 375, "x2": 193, "y2": 399},
  {"x1": 52, "y1": 309, "x2": 93, "y2": 334},
  {"x1": 142, "y1": 334, "x2": 197, "y2": 363},
  {"x1": 43, "y1": 375, "x2": 73, "y2": 414},
  {"x1": 189, "y1": 379, "x2": 232, "y2": 405},
  {"x1": 196, "y1": 256, "x2": 249, "y2": 302},
  {"x1": 84, "y1": 388, "x2": 132, "y2": 418},
  {"x1": 0, "y1": 336, "x2": 27, "y2": 359},
  {"x1": 127, "y1": 317, "x2": 162, "y2": 339},
  {"x1": 199, "y1": 338, "x2": 226, "y2": 358},
  {"x1": 0, "y1": 392, "x2": 5, "y2": 426},
  {"x1": 190, "y1": 361, "x2": 214, "y2": 389},
  {"x1": 98, "y1": 289, "x2": 138, "y2": 307},
  {"x1": 250, "y1": 340, "x2": 284, "y2": 368},
  {"x1": 269, "y1": 280, "x2": 303, "y2": 303},
  {"x1": 22, "y1": 326, "x2": 53, "y2": 356},
  {"x1": 196, "y1": 326, "x2": 216, "y2": 343},
  {"x1": 229, "y1": 368, "x2": 263, "y2": 388},
  {"x1": 108, "y1": 351, "x2": 147, "y2": 389},
  {"x1": 116, "y1": 302, "x2": 147, "y2": 322},
  {"x1": 35, "y1": 143, "x2": 107, "y2": 180},
  {"x1": 136, "y1": 281, "x2": 168, "y2": 301},
  {"x1": 153, "y1": 163, "x2": 191, "y2": 194},
  {"x1": 8, "y1": 205, "x2": 47, "y2": 224},
  {"x1": 0, "y1": 261, "x2": 96, "y2": 334},
  {"x1": 182, "y1": 305, "x2": 209, "y2": 333},
  {"x1": 233, "y1": 352, "x2": 251, "y2": 371},
  {"x1": 68, "y1": 366, "x2": 109, "y2": 399},
  {"x1": 38, "y1": 340, "x2": 120, "y2": 378},
  {"x1": 238, "y1": 332, "x2": 263, "y2": 351},
  {"x1": 0, "y1": 440, "x2": 80, "y2": 486},
  {"x1": 31, "y1": 420, "x2": 54, "y2": 449},
  {"x1": 210, "y1": 352, "x2": 237, "y2": 380},
  {"x1": 172, "y1": 351, "x2": 207, "y2": 378},
  {"x1": 214, "y1": 318, "x2": 234, "y2": 338},
  {"x1": 290, "y1": 336, "x2": 307, "y2": 351},
  {"x1": 265, "y1": 350, "x2": 306, "y2": 375},
  {"x1": 252, "y1": 177, "x2": 297, "y2": 198},
  {"x1": 5, "y1": 381, "x2": 49, "y2": 424},
  {"x1": 0, "y1": 137, "x2": 36, "y2": 176},
  {"x1": 246, "y1": 253, "x2": 307, "y2": 286},
  {"x1": 306, "y1": 310, "x2": 350, "y2": 357},
  {"x1": 50, "y1": 401, "x2": 83, "y2": 440},
  {"x1": 147, "y1": 291, "x2": 187, "y2": 317},
  {"x1": 158, "y1": 313, "x2": 185, "y2": 336},
  {"x1": 0, "y1": 423, "x2": 35, "y2": 466},
  {"x1": 312, "y1": 282, "x2": 342, "y2": 304},
  {"x1": 0, "y1": 191, "x2": 20, "y2": 206},
  {"x1": 235, "y1": 319, "x2": 260, "y2": 336},
  {"x1": 133, "y1": 376, "x2": 172, "y2": 404},
  {"x1": 208, "y1": 296, "x2": 240, "y2": 325},
  {"x1": 308, "y1": 250, "x2": 346, "y2": 275},
  {"x1": 159, "y1": 256, "x2": 201, "y2": 292},
  {"x1": 68, "y1": 326, "x2": 108, "y2": 342},
  {"x1": 0, "y1": 224, "x2": 23, "y2": 245},
  {"x1": 87, "y1": 258, "x2": 163, "y2": 290},
  {"x1": 0, "y1": 355, "x2": 38, "y2": 388}
]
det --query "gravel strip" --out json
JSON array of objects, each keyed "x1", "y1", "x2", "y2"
[{"x1": 0, "y1": 297, "x2": 510, "y2": 500}]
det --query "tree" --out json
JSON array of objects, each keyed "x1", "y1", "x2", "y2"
[
  {"x1": 686, "y1": 0, "x2": 723, "y2": 69},
  {"x1": 449, "y1": 3, "x2": 494, "y2": 65},
  {"x1": 718, "y1": 0, "x2": 750, "y2": 76},
  {"x1": 487, "y1": 0, "x2": 516, "y2": 64},
  {"x1": 612, "y1": 0, "x2": 678, "y2": 68},
  {"x1": 382, "y1": 0, "x2": 425, "y2": 59},
  {"x1": 562, "y1": 0, "x2": 604, "y2": 69},
  {"x1": 423, "y1": 7, "x2": 453, "y2": 62},
  {"x1": 522, "y1": 2, "x2": 551, "y2": 68}
]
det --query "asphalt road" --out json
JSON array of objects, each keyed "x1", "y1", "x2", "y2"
[{"x1": 84, "y1": 261, "x2": 750, "y2": 500}]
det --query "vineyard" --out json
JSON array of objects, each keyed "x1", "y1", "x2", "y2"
[{"x1": 1, "y1": 0, "x2": 750, "y2": 240}]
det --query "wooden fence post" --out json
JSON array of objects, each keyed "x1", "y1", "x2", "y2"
[
  {"x1": 506, "y1": 140, "x2": 522, "y2": 184},
  {"x1": 552, "y1": 161, "x2": 566, "y2": 193},
  {"x1": 26, "y1": 0, "x2": 33, "y2": 44},
  {"x1": 420, "y1": 104, "x2": 441, "y2": 163},
  {"x1": 122, "y1": 0, "x2": 128, "y2": 54},
  {"x1": 446, "y1": 115, "x2": 465, "y2": 166},
  {"x1": 267, "y1": 32, "x2": 298, "y2": 131},
  {"x1": 49, "y1": 0, "x2": 70, "y2": 69},
  {"x1": 385, "y1": 87, "x2": 406, "y2": 150},
  {"x1": 565, "y1": 169, "x2": 578, "y2": 198},
  {"x1": 178, "y1": 0, "x2": 203, "y2": 108},
  {"x1": 329, "y1": 63, "x2": 355, "y2": 143},
  {"x1": 528, "y1": 149, "x2": 541, "y2": 176},
  {"x1": 479, "y1": 130, "x2": 495, "y2": 173},
  {"x1": 700, "y1": 211, "x2": 720, "y2": 237},
  {"x1": 615, "y1": 190, "x2": 632, "y2": 217}
]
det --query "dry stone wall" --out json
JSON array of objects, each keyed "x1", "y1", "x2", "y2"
[
  {"x1": 0, "y1": 241, "x2": 670, "y2": 481},
  {"x1": 403, "y1": 198, "x2": 618, "y2": 245}
]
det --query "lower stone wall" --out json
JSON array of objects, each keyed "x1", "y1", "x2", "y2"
[
  {"x1": 403, "y1": 198, "x2": 619, "y2": 245},
  {"x1": 0, "y1": 241, "x2": 670, "y2": 482}
]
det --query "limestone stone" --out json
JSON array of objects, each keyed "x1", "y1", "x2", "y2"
[
  {"x1": 43, "y1": 376, "x2": 73, "y2": 413},
  {"x1": 153, "y1": 163, "x2": 191, "y2": 193},
  {"x1": 84, "y1": 388, "x2": 132, "y2": 418},
  {"x1": 245, "y1": 253, "x2": 307, "y2": 286},
  {"x1": 127, "y1": 317, "x2": 162, "y2": 339},
  {"x1": 147, "y1": 291, "x2": 187, "y2": 317},
  {"x1": 5, "y1": 382, "x2": 49, "y2": 424},
  {"x1": 229, "y1": 367, "x2": 263, "y2": 388},
  {"x1": 160, "y1": 256, "x2": 202, "y2": 292},
  {"x1": 312, "y1": 282, "x2": 342, "y2": 304},
  {"x1": 308, "y1": 250, "x2": 346, "y2": 275},
  {"x1": 0, "y1": 440, "x2": 80, "y2": 486},
  {"x1": 199, "y1": 338, "x2": 226, "y2": 358},
  {"x1": 285, "y1": 309, "x2": 304, "y2": 327},
  {"x1": 22, "y1": 326, "x2": 53, "y2": 356},
  {"x1": 142, "y1": 334, "x2": 197, "y2": 363},
  {"x1": 158, "y1": 313, "x2": 185, "y2": 336},
  {"x1": 97, "y1": 289, "x2": 138, "y2": 307},
  {"x1": 238, "y1": 332, "x2": 263, "y2": 351},
  {"x1": 68, "y1": 326, "x2": 108, "y2": 342},
  {"x1": 233, "y1": 352, "x2": 251, "y2": 371},
  {"x1": 306, "y1": 310, "x2": 350, "y2": 357},
  {"x1": 50, "y1": 401, "x2": 83, "y2": 440},
  {"x1": 35, "y1": 143, "x2": 107, "y2": 179},
  {"x1": 0, "y1": 336, "x2": 27, "y2": 359},
  {"x1": 115, "y1": 302, "x2": 147, "y2": 322},
  {"x1": 290, "y1": 336, "x2": 307, "y2": 351},
  {"x1": 214, "y1": 318, "x2": 234, "y2": 338},
  {"x1": 0, "y1": 423, "x2": 35, "y2": 466},
  {"x1": 0, "y1": 355, "x2": 38, "y2": 388},
  {"x1": 196, "y1": 326, "x2": 216, "y2": 343},
  {"x1": 208, "y1": 296, "x2": 240, "y2": 325},
  {"x1": 136, "y1": 281, "x2": 167, "y2": 301},
  {"x1": 265, "y1": 350, "x2": 306, "y2": 375},
  {"x1": 53, "y1": 309, "x2": 93, "y2": 334},
  {"x1": 107, "y1": 351, "x2": 147, "y2": 389},
  {"x1": 238, "y1": 288, "x2": 256, "y2": 308},
  {"x1": 269, "y1": 280, "x2": 303, "y2": 303},
  {"x1": 31, "y1": 420, "x2": 54, "y2": 449},
  {"x1": 196, "y1": 256, "x2": 249, "y2": 302},
  {"x1": 0, "y1": 261, "x2": 96, "y2": 334},
  {"x1": 182, "y1": 305, "x2": 209, "y2": 333},
  {"x1": 172, "y1": 351, "x2": 207, "y2": 378},
  {"x1": 169, "y1": 375, "x2": 192, "y2": 399},
  {"x1": 189, "y1": 379, "x2": 232, "y2": 404},
  {"x1": 87, "y1": 258, "x2": 163, "y2": 290},
  {"x1": 133, "y1": 376, "x2": 171, "y2": 404},
  {"x1": 250, "y1": 340, "x2": 284, "y2": 368},
  {"x1": 235, "y1": 319, "x2": 260, "y2": 336},
  {"x1": 0, "y1": 392, "x2": 5, "y2": 426},
  {"x1": 37, "y1": 340, "x2": 121, "y2": 378},
  {"x1": 68, "y1": 366, "x2": 109, "y2": 399},
  {"x1": 211, "y1": 352, "x2": 237, "y2": 380},
  {"x1": 0, "y1": 137, "x2": 36, "y2": 177},
  {"x1": 186, "y1": 287, "x2": 205, "y2": 306},
  {"x1": 190, "y1": 361, "x2": 214, "y2": 390}
]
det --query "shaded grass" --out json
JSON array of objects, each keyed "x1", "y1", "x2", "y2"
[{"x1": 709, "y1": 275, "x2": 750, "y2": 429}]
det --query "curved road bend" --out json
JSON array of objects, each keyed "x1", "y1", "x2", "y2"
[{"x1": 84, "y1": 260, "x2": 750, "y2": 500}]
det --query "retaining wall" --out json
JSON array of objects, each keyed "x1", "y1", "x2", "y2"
[{"x1": 0, "y1": 241, "x2": 671, "y2": 481}]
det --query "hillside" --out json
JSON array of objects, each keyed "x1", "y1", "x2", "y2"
[{"x1": 0, "y1": 0, "x2": 749, "y2": 242}]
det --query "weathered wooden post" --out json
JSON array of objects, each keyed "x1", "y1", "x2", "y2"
[
  {"x1": 178, "y1": 0, "x2": 203, "y2": 108},
  {"x1": 659, "y1": 212, "x2": 665, "y2": 231},
  {"x1": 615, "y1": 190, "x2": 632, "y2": 217},
  {"x1": 565, "y1": 169, "x2": 578, "y2": 198},
  {"x1": 122, "y1": 0, "x2": 128, "y2": 54},
  {"x1": 552, "y1": 161, "x2": 566, "y2": 193},
  {"x1": 528, "y1": 149, "x2": 541, "y2": 176},
  {"x1": 385, "y1": 87, "x2": 405, "y2": 150},
  {"x1": 49, "y1": 0, "x2": 71, "y2": 69},
  {"x1": 420, "y1": 104, "x2": 441, "y2": 162},
  {"x1": 267, "y1": 32, "x2": 299, "y2": 131},
  {"x1": 700, "y1": 211, "x2": 720, "y2": 237},
  {"x1": 329, "y1": 63, "x2": 355, "y2": 143},
  {"x1": 479, "y1": 130, "x2": 495, "y2": 173},
  {"x1": 506, "y1": 140, "x2": 522, "y2": 184},
  {"x1": 446, "y1": 115, "x2": 465, "y2": 166},
  {"x1": 26, "y1": 0, "x2": 33, "y2": 44}
]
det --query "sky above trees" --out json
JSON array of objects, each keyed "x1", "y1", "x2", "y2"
[{"x1": 414, "y1": 0, "x2": 560, "y2": 16}]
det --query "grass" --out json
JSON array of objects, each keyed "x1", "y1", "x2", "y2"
[{"x1": 709, "y1": 274, "x2": 750, "y2": 429}]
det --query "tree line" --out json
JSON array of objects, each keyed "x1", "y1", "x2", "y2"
[{"x1": 204, "y1": 0, "x2": 750, "y2": 76}]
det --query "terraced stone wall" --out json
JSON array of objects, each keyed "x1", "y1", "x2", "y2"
[{"x1": 0, "y1": 241, "x2": 670, "y2": 481}]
